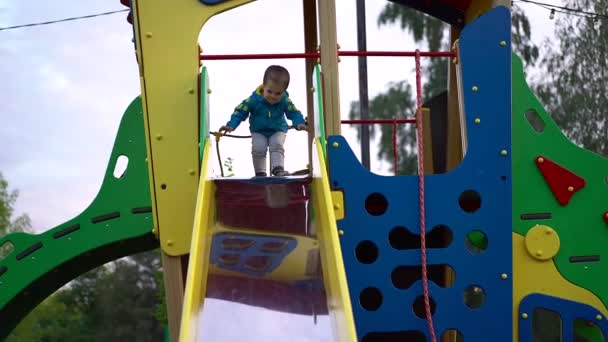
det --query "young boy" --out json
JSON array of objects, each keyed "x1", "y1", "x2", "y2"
[{"x1": 219, "y1": 65, "x2": 307, "y2": 177}]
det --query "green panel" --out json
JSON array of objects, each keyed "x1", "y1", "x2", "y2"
[
  {"x1": 512, "y1": 55, "x2": 608, "y2": 309},
  {"x1": 200, "y1": 66, "x2": 210, "y2": 162},
  {"x1": 0, "y1": 97, "x2": 158, "y2": 338},
  {"x1": 313, "y1": 64, "x2": 327, "y2": 158}
]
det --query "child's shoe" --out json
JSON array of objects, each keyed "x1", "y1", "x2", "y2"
[
  {"x1": 255, "y1": 171, "x2": 267, "y2": 177},
  {"x1": 271, "y1": 166, "x2": 290, "y2": 177}
]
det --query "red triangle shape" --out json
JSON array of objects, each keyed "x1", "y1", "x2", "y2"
[{"x1": 535, "y1": 156, "x2": 586, "y2": 206}]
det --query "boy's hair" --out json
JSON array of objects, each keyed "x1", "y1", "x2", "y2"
[{"x1": 263, "y1": 65, "x2": 290, "y2": 89}]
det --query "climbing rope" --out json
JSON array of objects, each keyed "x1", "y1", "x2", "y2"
[
  {"x1": 415, "y1": 49, "x2": 436, "y2": 342},
  {"x1": 210, "y1": 131, "x2": 251, "y2": 177}
]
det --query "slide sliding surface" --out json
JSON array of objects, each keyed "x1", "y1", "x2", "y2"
[{"x1": 180, "y1": 139, "x2": 356, "y2": 341}]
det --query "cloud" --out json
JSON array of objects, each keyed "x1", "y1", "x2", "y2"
[{"x1": 1, "y1": 0, "x2": 139, "y2": 230}]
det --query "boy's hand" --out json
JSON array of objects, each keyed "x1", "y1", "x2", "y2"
[
  {"x1": 296, "y1": 124, "x2": 308, "y2": 131},
  {"x1": 219, "y1": 125, "x2": 234, "y2": 134}
]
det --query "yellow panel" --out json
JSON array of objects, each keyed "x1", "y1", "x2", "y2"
[
  {"x1": 132, "y1": 0, "x2": 254, "y2": 255},
  {"x1": 180, "y1": 140, "x2": 215, "y2": 342},
  {"x1": 312, "y1": 139, "x2": 358, "y2": 342},
  {"x1": 331, "y1": 190, "x2": 345, "y2": 220},
  {"x1": 513, "y1": 233, "x2": 608, "y2": 341}
]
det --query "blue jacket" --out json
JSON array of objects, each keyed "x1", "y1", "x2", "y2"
[{"x1": 225, "y1": 85, "x2": 306, "y2": 137}]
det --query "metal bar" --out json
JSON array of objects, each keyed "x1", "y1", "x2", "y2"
[
  {"x1": 339, "y1": 51, "x2": 455, "y2": 57},
  {"x1": 356, "y1": 0, "x2": 370, "y2": 170},
  {"x1": 199, "y1": 50, "x2": 456, "y2": 60},
  {"x1": 341, "y1": 119, "x2": 416, "y2": 124},
  {"x1": 200, "y1": 52, "x2": 321, "y2": 60}
]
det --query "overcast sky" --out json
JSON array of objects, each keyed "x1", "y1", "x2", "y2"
[{"x1": 1, "y1": 0, "x2": 559, "y2": 340}]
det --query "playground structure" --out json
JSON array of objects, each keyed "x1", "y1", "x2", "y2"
[{"x1": 1, "y1": 0, "x2": 607, "y2": 341}]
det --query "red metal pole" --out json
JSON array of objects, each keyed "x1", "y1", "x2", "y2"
[
  {"x1": 200, "y1": 52, "x2": 321, "y2": 60},
  {"x1": 339, "y1": 50, "x2": 455, "y2": 58},
  {"x1": 199, "y1": 50, "x2": 456, "y2": 60},
  {"x1": 341, "y1": 119, "x2": 416, "y2": 124}
]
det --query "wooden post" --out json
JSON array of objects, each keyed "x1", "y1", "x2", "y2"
[
  {"x1": 303, "y1": 0, "x2": 318, "y2": 173},
  {"x1": 446, "y1": 26, "x2": 464, "y2": 171},
  {"x1": 421, "y1": 108, "x2": 434, "y2": 174},
  {"x1": 317, "y1": 0, "x2": 341, "y2": 135},
  {"x1": 161, "y1": 253, "x2": 187, "y2": 341}
]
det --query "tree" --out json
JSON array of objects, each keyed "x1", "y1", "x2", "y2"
[
  {"x1": 223, "y1": 157, "x2": 235, "y2": 177},
  {"x1": 8, "y1": 251, "x2": 166, "y2": 341},
  {"x1": 6, "y1": 294, "x2": 84, "y2": 342},
  {"x1": 349, "y1": 4, "x2": 539, "y2": 173},
  {"x1": 535, "y1": 0, "x2": 607, "y2": 156},
  {"x1": 57, "y1": 251, "x2": 166, "y2": 342},
  {"x1": 0, "y1": 172, "x2": 31, "y2": 236}
]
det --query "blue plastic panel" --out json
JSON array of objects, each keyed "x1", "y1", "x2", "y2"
[
  {"x1": 199, "y1": 0, "x2": 230, "y2": 5},
  {"x1": 209, "y1": 232, "x2": 297, "y2": 277},
  {"x1": 327, "y1": 6, "x2": 512, "y2": 341},
  {"x1": 519, "y1": 293, "x2": 608, "y2": 341}
]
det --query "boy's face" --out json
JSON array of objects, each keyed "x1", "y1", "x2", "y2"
[{"x1": 263, "y1": 80, "x2": 285, "y2": 105}]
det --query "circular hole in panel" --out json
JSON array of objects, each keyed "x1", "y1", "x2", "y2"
[
  {"x1": 161, "y1": 184, "x2": 167, "y2": 190},
  {"x1": 113, "y1": 155, "x2": 129, "y2": 179},
  {"x1": 362, "y1": 331, "x2": 426, "y2": 341},
  {"x1": 427, "y1": 224, "x2": 453, "y2": 248},
  {"x1": 389, "y1": 226, "x2": 418, "y2": 250},
  {"x1": 525, "y1": 109, "x2": 545, "y2": 133},
  {"x1": 392, "y1": 264, "x2": 456, "y2": 290},
  {"x1": 391, "y1": 266, "x2": 418, "y2": 289},
  {"x1": 604, "y1": 176, "x2": 608, "y2": 185},
  {"x1": 365, "y1": 193, "x2": 388, "y2": 216},
  {"x1": 458, "y1": 190, "x2": 481, "y2": 213},
  {"x1": 332, "y1": 181, "x2": 339, "y2": 187},
  {"x1": 359, "y1": 287, "x2": 383, "y2": 311},
  {"x1": 501, "y1": 175, "x2": 508, "y2": 181},
  {"x1": 464, "y1": 285, "x2": 486, "y2": 309},
  {"x1": 413, "y1": 295, "x2": 436, "y2": 319},
  {"x1": 355, "y1": 240, "x2": 379, "y2": 264},
  {"x1": 465, "y1": 230, "x2": 488, "y2": 253}
]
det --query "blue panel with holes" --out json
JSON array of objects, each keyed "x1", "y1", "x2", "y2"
[
  {"x1": 209, "y1": 232, "x2": 297, "y2": 277},
  {"x1": 519, "y1": 294, "x2": 608, "y2": 341},
  {"x1": 327, "y1": 6, "x2": 512, "y2": 341}
]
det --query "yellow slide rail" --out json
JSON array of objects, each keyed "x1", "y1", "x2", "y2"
[
  {"x1": 179, "y1": 139, "x2": 215, "y2": 342},
  {"x1": 311, "y1": 139, "x2": 358, "y2": 342}
]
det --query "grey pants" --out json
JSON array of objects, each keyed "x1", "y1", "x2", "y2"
[{"x1": 251, "y1": 132, "x2": 286, "y2": 174}]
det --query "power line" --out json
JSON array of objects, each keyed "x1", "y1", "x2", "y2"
[
  {"x1": 513, "y1": 0, "x2": 608, "y2": 20},
  {"x1": 0, "y1": 9, "x2": 129, "y2": 32},
  {"x1": 1, "y1": 2, "x2": 605, "y2": 33}
]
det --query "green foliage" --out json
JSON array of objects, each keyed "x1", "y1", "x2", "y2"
[
  {"x1": 349, "y1": 5, "x2": 539, "y2": 173},
  {"x1": 511, "y1": 6, "x2": 539, "y2": 68},
  {"x1": 349, "y1": 81, "x2": 418, "y2": 174},
  {"x1": 0, "y1": 172, "x2": 31, "y2": 236},
  {"x1": 154, "y1": 266, "x2": 168, "y2": 326},
  {"x1": 8, "y1": 250, "x2": 167, "y2": 341},
  {"x1": 535, "y1": 0, "x2": 608, "y2": 156},
  {"x1": 6, "y1": 294, "x2": 83, "y2": 342},
  {"x1": 223, "y1": 157, "x2": 235, "y2": 177}
]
